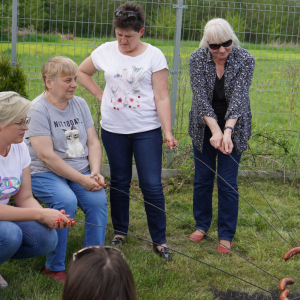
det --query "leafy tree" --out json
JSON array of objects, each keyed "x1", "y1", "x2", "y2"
[
  {"x1": 0, "y1": 1, "x2": 11, "y2": 41},
  {"x1": 2, "y1": 0, "x2": 300, "y2": 43}
]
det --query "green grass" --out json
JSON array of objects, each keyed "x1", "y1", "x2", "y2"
[{"x1": 1, "y1": 177, "x2": 300, "y2": 299}]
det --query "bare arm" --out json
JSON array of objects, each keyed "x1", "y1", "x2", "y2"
[
  {"x1": 0, "y1": 166, "x2": 72, "y2": 228},
  {"x1": 152, "y1": 69, "x2": 178, "y2": 149},
  {"x1": 78, "y1": 56, "x2": 103, "y2": 102},
  {"x1": 29, "y1": 135, "x2": 99, "y2": 191},
  {"x1": 86, "y1": 126, "x2": 105, "y2": 190}
]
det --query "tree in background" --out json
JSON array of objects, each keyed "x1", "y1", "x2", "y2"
[
  {"x1": 4, "y1": 0, "x2": 300, "y2": 43},
  {"x1": 0, "y1": 53, "x2": 29, "y2": 98}
]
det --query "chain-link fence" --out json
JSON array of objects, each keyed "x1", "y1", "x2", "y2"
[{"x1": 1, "y1": 0, "x2": 300, "y2": 172}]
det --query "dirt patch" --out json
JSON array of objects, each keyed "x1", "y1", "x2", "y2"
[{"x1": 212, "y1": 288, "x2": 300, "y2": 300}]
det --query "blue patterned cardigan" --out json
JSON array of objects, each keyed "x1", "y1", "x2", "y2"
[{"x1": 188, "y1": 45, "x2": 255, "y2": 154}]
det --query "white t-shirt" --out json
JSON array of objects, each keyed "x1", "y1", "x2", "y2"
[
  {"x1": 91, "y1": 41, "x2": 168, "y2": 134},
  {"x1": 0, "y1": 142, "x2": 31, "y2": 205}
]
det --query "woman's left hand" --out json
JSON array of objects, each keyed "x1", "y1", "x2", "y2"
[
  {"x1": 90, "y1": 172, "x2": 105, "y2": 191},
  {"x1": 220, "y1": 131, "x2": 234, "y2": 154},
  {"x1": 164, "y1": 132, "x2": 178, "y2": 150}
]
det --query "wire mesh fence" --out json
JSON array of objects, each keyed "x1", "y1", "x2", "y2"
[{"x1": 1, "y1": 0, "x2": 300, "y2": 172}]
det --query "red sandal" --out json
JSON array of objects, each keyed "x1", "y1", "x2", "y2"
[
  {"x1": 189, "y1": 230, "x2": 206, "y2": 243},
  {"x1": 216, "y1": 242, "x2": 232, "y2": 254}
]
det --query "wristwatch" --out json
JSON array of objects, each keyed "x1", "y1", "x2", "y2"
[{"x1": 224, "y1": 126, "x2": 234, "y2": 134}]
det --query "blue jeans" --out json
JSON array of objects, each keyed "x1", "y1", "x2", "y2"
[
  {"x1": 0, "y1": 221, "x2": 57, "y2": 265},
  {"x1": 193, "y1": 129, "x2": 241, "y2": 241},
  {"x1": 101, "y1": 127, "x2": 167, "y2": 245},
  {"x1": 31, "y1": 170, "x2": 107, "y2": 271}
]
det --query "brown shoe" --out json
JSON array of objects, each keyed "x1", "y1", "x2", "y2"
[
  {"x1": 0, "y1": 274, "x2": 8, "y2": 288},
  {"x1": 44, "y1": 267, "x2": 66, "y2": 282}
]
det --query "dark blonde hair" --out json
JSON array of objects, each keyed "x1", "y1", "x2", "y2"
[
  {"x1": 113, "y1": 2, "x2": 145, "y2": 32},
  {"x1": 42, "y1": 56, "x2": 78, "y2": 90},
  {"x1": 62, "y1": 247, "x2": 137, "y2": 300}
]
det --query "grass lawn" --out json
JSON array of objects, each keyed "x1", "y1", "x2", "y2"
[{"x1": 1, "y1": 176, "x2": 300, "y2": 300}]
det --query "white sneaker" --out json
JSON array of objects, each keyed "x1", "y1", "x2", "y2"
[{"x1": 0, "y1": 274, "x2": 8, "y2": 287}]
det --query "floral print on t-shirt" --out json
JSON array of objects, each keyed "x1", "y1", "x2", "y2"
[{"x1": 111, "y1": 65, "x2": 145, "y2": 110}]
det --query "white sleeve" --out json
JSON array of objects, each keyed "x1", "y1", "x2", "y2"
[
  {"x1": 91, "y1": 42, "x2": 110, "y2": 71},
  {"x1": 151, "y1": 46, "x2": 169, "y2": 73},
  {"x1": 20, "y1": 141, "x2": 31, "y2": 169}
]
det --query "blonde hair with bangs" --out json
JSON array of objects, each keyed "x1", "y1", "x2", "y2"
[
  {"x1": 0, "y1": 91, "x2": 31, "y2": 128},
  {"x1": 199, "y1": 18, "x2": 239, "y2": 48},
  {"x1": 42, "y1": 56, "x2": 78, "y2": 90}
]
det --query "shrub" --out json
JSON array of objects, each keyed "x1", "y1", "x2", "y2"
[{"x1": 0, "y1": 52, "x2": 29, "y2": 98}]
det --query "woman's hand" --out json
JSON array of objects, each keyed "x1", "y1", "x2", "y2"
[
  {"x1": 90, "y1": 172, "x2": 105, "y2": 191},
  {"x1": 210, "y1": 131, "x2": 223, "y2": 149},
  {"x1": 81, "y1": 174, "x2": 100, "y2": 191},
  {"x1": 39, "y1": 209, "x2": 75, "y2": 229},
  {"x1": 221, "y1": 130, "x2": 234, "y2": 154},
  {"x1": 164, "y1": 132, "x2": 178, "y2": 150}
]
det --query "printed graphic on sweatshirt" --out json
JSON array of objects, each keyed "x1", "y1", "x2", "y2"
[
  {"x1": 0, "y1": 176, "x2": 21, "y2": 201},
  {"x1": 62, "y1": 125, "x2": 85, "y2": 158},
  {"x1": 111, "y1": 65, "x2": 145, "y2": 110}
]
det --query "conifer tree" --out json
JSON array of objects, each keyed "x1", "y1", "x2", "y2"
[{"x1": 0, "y1": 53, "x2": 29, "y2": 98}]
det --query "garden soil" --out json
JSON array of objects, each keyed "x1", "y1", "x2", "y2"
[{"x1": 212, "y1": 288, "x2": 300, "y2": 299}]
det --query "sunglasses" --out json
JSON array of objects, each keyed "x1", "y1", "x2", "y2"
[
  {"x1": 14, "y1": 117, "x2": 31, "y2": 129},
  {"x1": 114, "y1": 10, "x2": 138, "y2": 21},
  {"x1": 73, "y1": 246, "x2": 125, "y2": 261},
  {"x1": 207, "y1": 39, "x2": 233, "y2": 50}
]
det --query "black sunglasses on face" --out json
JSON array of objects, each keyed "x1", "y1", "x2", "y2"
[
  {"x1": 114, "y1": 10, "x2": 138, "y2": 21},
  {"x1": 207, "y1": 39, "x2": 233, "y2": 50}
]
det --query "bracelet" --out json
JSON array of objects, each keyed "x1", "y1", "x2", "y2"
[{"x1": 224, "y1": 126, "x2": 234, "y2": 134}]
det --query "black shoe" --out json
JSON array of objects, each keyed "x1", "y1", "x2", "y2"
[
  {"x1": 153, "y1": 244, "x2": 172, "y2": 261},
  {"x1": 111, "y1": 237, "x2": 124, "y2": 246}
]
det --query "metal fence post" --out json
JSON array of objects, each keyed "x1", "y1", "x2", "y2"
[
  {"x1": 167, "y1": 0, "x2": 187, "y2": 167},
  {"x1": 11, "y1": 0, "x2": 18, "y2": 66}
]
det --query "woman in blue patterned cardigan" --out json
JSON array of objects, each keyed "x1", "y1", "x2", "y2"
[{"x1": 188, "y1": 18, "x2": 255, "y2": 254}]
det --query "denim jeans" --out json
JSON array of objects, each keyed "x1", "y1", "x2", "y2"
[
  {"x1": 31, "y1": 170, "x2": 107, "y2": 271},
  {"x1": 193, "y1": 128, "x2": 241, "y2": 241},
  {"x1": 0, "y1": 220, "x2": 57, "y2": 265},
  {"x1": 101, "y1": 127, "x2": 167, "y2": 245}
]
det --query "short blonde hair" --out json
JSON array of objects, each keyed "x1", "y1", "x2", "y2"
[
  {"x1": 42, "y1": 56, "x2": 78, "y2": 90},
  {"x1": 199, "y1": 18, "x2": 239, "y2": 48},
  {"x1": 0, "y1": 91, "x2": 31, "y2": 127}
]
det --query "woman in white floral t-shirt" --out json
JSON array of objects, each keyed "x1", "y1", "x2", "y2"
[{"x1": 78, "y1": 2, "x2": 177, "y2": 261}]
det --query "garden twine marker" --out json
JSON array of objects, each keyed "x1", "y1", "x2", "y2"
[
  {"x1": 94, "y1": 179, "x2": 280, "y2": 283},
  {"x1": 89, "y1": 142, "x2": 300, "y2": 300}
]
